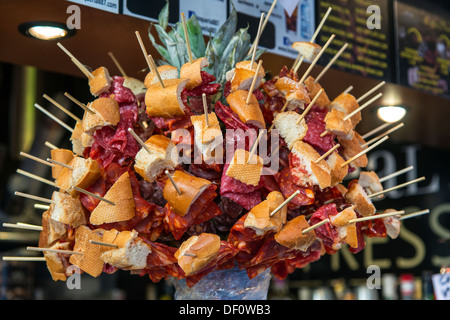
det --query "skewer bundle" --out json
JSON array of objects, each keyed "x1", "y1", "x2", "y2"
[{"x1": 4, "y1": 2, "x2": 428, "y2": 289}]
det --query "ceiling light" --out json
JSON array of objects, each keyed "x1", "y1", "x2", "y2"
[
  {"x1": 377, "y1": 106, "x2": 407, "y2": 123},
  {"x1": 18, "y1": 21, "x2": 75, "y2": 41}
]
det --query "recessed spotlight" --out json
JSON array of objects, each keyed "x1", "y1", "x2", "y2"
[
  {"x1": 377, "y1": 106, "x2": 407, "y2": 123},
  {"x1": 18, "y1": 21, "x2": 75, "y2": 40}
]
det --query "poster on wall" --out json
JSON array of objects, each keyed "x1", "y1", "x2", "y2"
[
  {"x1": 232, "y1": 0, "x2": 316, "y2": 59},
  {"x1": 394, "y1": 1, "x2": 450, "y2": 98},
  {"x1": 315, "y1": 0, "x2": 394, "y2": 82}
]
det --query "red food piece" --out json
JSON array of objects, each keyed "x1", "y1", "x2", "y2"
[
  {"x1": 274, "y1": 167, "x2": 315, "y2": 208},
  {"x1": 303, "y1": 106, "x2": 336, "y2": 154},
  {"x1": 309, "y1": 203, "x2": 340, "y2": 249}
]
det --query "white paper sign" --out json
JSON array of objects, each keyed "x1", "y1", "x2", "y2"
[
  {"x1": 279, "y1": 0, "x2": 301, "y2": 17},
  {"x1": 67, "y1": 0, "x2": 120, "y2": 14},
  {"x1": 432, "y1": 273, "x2": 450, "y2": 300},
  {"x1": 180, "y1": 0, "x2": 228, "y2": 36}
]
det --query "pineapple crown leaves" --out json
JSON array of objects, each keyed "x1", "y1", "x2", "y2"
[{"x1": 147, "y1": 0, "x2": 264, "y2": 86}]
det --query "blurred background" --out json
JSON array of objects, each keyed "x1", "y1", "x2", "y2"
[{"x1": 0, "y1": 0, "x2": 448, "y2": 300}]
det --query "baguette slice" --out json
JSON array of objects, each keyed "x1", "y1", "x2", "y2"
[
  {"x1": 275, "y1": 77, "x2": 311, "y2": 111},
  {"x1": 88, "y1": 66, "x2": 112, "y2": 96},
  {"x1": 273, "y1": 111, "x2": 308, "y2": 150},
  {"x1": 191, "y1": 112, "x2": 223, "y2": 163},
  {"x1": 329, "y1": 92, "x2": 361, "y2": 128},
  {"x1": 226, "y1": 89, "x2": 265, "y2": 129},
  {"x1": 344, "y1": 182, "x2": 376, "y2": 217},
  {"x1": 225, "y1": 149, "x2": 263, "y2": 187},
  {"x1": 56, "y1": 157, "x2": 101, "y2": 195},
  {"x1": 292, "y1": 42, "x2": 322, "y2": 61},
  {"x1": 44, "y1": 242, "x2": 71, "y2": 282},
  {"x1": 227, "y1": 60, "x2": 265, "y2": 93},
  {"x1": 275, "y1": 215, "x2": 317, "y2": 252},
  {"x1": 39, "y1": 209, "x2": 67, "y2": 248},
  {"x1": 180, "y1": 57, "x2": 209, "y2": 90},
  {"x1": 145, "y1": 78, "x2": 189, "y2": 118},
  {"x1": 329, "y1": 207, "x2": 358, "y2": 248},
  {"x1": 50, "y1": 148, "x2": 75, "y2": 179},
  {"x1": 144, "y1": 65, "x2": 179, "y2": 88},
  {"x1": 359, "y1": 171, "x2": 384, "y2": 199},
  {"x1": 324, "y1": 108, "x2": 354, "y2": 140},
  {"x1": 325, "y1": 151, "x2": 348, "y2": 186},
  {"x1": 89, "y1": 171, "x2": 136, "y2": 225},
  {"x1": 82, "y1": 97, "x2": 120, "y2": 134},
  {"x1": 304, "y1": 76, "x2": 330, "y2": 108},
  {"x1": 69, "y1": 225, "x2": 104, "y2": 277},
  {"x1": 49, "y1": 191, "x2": 86, "y2": 227}
]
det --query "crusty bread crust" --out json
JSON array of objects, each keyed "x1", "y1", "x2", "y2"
[
  {"x1": 304, "y1": 76, "x2": 330, "y2": 109},
  {"x1": 225, "y1": 149, "x2": 263, "y2": 186},
  {"x1": 273, "y1": 111, "x2": 308, "y2": 150},
  {"x1": 274, "y1": 215, "x2": 317, "y2": 251},
  {"x1": 175, "y1": 233, "x2": 221, "y2": 276},
  {"x1": 69, "y1": 225, "x2": 104, "y2": 277},
  {"x1": 225, "y1": 89, "x2": 265, "y2": 129},
  {"x1": 326, "y1": 152, "x2": 348, "y2": 186},
  {"x1": 144, "y1": 65, "x2": 179, "y2": 88},
  {"x1": 338, "y1": 134, "x2": 368, "y2": 168},
  {"x1": 229, "y1": 60, "x2": 265, "y2": 93},
  {"x1": 49, "y1": 191, "x2": 86, "y2": 227},
  {"x1": 44, "y1": 242, "x2": 71, "y2": 281},
  {"x1": 39, "y1": 209, "x2": 67, "y2": 248},
  {"x1": 292, "y1": 42, "x2": 322, "y2": 61},
  {"x1": 324, "y1": 108, "x2": 354, "y2": 140},
  {"x1": 329, "y1": 92, "x2": 361, "y2": 127},
  {"x1": 50, "y1": 149, "x2": 75, "y2": 179},
  {"x1": 89, "y1": 171, "x2": 136, "y2": 225},
  {"x1": 82, "y1": 97, "x2": 120, "y2": 133},
  {"x1": 275, "y1": 77, "x2": 311, "y2": 111},
  {"x1": 180, "y1": 57, "x2": 209, "y2": 90},
  {"x1": 344, "y1": 182, "x2": 375, "y2": 217},
  {"x1": 88, "y1": 66, "x2": 112, "y2": 96},
  {"x1": 145, "y1": 78, "x2": 189, "y2": 118}
]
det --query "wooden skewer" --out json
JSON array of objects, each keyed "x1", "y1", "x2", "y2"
[
  {"x1": 293, "y1": 7, "x2": 332, "y2": 72},
  {"x1": 127, "y1": 128, "x2": 152, "y2": 155},
  {"x1": 343, "y1": 85, "x2": 354, "y2": 94},
  {"x1": 135, "y1": 31, "x2": 152, "y2": 71},
  {"x1": 181, "y1": 252, "x2": 197, "y2": 257},
  {"x1": 298, "y1": 34, "x2": 336, "y2": 85},
  {"x1": 343, "y1": 92, "x2": 383, "y2": 121},
  {"x1": 202, "y1": 93, "x2": 209, "y2": 127},
  {"x1": 270, "y1": 190, "x2": 300, "y2": 217},
  {"x1": 3, "y1": 222, "x2": 43, "y2": 231},
  {"x1": 165, "y1": 170, "x2": 182, "y2": 195},
  {"x1": 348, "y1": 210, "x2": 406, "y2": 224},
  {"x1": 361, "y1": 122, "x2": 392, "y2": 140},
  {"x1": 247, "y1": 0, "x2": 278, "y2": 57},
  {"x1": 314, "y1": 43, "x2": 348, "y2": 83},
  {"x1": 340, "y1": 135, "x2": 389, "y2": 168},
  {"x1": 368, "y1": 176, "x2": 426, "y2": 199},
  {"x1": 315, "y1": 144, "x2": 340, "y2": 163},
  {"x1": 357, "y1": 81, "x2": 386, "y2": 103},
  {"x1": 2, "y1": 256, "x2": 47, "y2": 262},
  {"x1": 16, "y1": 169, "x2": 58, "y2": 188},
  {"x1": 27, "y1": 246, "x2": 82, "y2": 256},
  {"x1": 45, "y1": 141, "x2": 58, "y2": 150},
  {"x1": 34, "y1": 103, "x2": 73, "y2": 133},
  {"x1": 20, "y1": 151, "x2": 54, "y2": 168},
  {"x1": 57, "y1": 42, "x2": 93, "y2": 78},
  {"x1": 399, "y1": 209, "x2": 430, "y2": 221},
  {"x1": 73, "y1": 186, "x2": 115, "y2": 206},
  {"x1": 108, "y1": 51, "x2": 127, "y2": 77},
  {"x1": 302, "y1": 219, "x2": 330, "y2": 234},
  {"x1": 34, "y1": 204, "x2": 50, "y2": 210},
  {"x1": 246, "y1": 60, "x2": 263, "y2": 105},
  {"x1": 64, "y1": 92, "x2": 95, "y2": 115},
  {"x1": 379, "y1": 166, "x2": 414, "y2": 183},
  {"x1": 250, "y1": 13, "x2": 266, "y2": 69},
  {"x1": 89, "y1": 240, "x2": 118, "y2": 248},
  {"x1": 361, "y1": 123, "x2": 404, "y2": 148},
  {"x1": 268, "y1": 100, "x2": 289, "y2": 133},
  {"x1": 296, "y1": 88, "x2": 324, "y2": 124},
  {"x1": 43, "y1": 94, "x2": 82, "y2": 123},
  {"x1": 47, "y1": 158, "x2": 74, "y2": 170},
  {"x1": 14, "y1": 191, "x2": 55, "y2": 204},
  {"x1": 180, "y1": 12, "x2": 193, "y2": 63},
  {"x1": 247, "y1": 130, "x2": 265, "y2": 164},
  {"x1": 148, "y1": 54, "x2": 165, "y2": 88}
]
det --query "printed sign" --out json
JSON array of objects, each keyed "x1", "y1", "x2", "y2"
[{"x1": 67, "y1": 0, "x2": 120, "y2": 14}]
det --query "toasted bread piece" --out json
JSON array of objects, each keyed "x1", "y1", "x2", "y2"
[
  {"x1": 275, "y1": 77, "x2": 311, "y2": 111},
  {"x1": 329, "y1": 92, "x2": 361, "y2": 128},
  {"x1": 329, "y1": 207, "x2": 358, "y2": 248},
  {"x1": 324, "y1": 108, "x2": 354, "y2": 140},
  {"x1": 39, "y1": 209, "x2": 67, "y2": 248},
  {"x1": 88, "y1": 66, "x2": 112, "y2": 96},
  {"x1": 326, "y1": 151, "x2": 348, "y2": 186},
  {"x1": 382, "y1": 209, "x2": 402, "y2": 239},
  {"x1": 292, "y1": 42, "x2": 322, "y2": 61},
  {"x1": 70, "y1": 122, "x2": 85, "y2": 155},
  {"x1": 227, "y1": 60, "x2": 266, "y2": 93},
  {"x1": 359, "y1": 171, "x2": 383, "y2": 199},
  {"x1": 82, "y1": 97, "x2": 120, "y2": 134},
  {"x1": 180, "y1": 57, "x2": 209, "y2": 90},
  {"x1": 50, "y1": 149, "x2": 75, "y2": 179},
  {"x1": 273, "y1": 111, "x2": 308, "y2": 150},
  {"x1": 191, "y1": 112, "x2": 223, "y2": 163},
  {"x1": 144, "y1": 65, "x2": 179, "y2": 88},
  {"x1": 226, "y1": 89, "x2": 266, "y2": 129},
  {"x1": 69, "y1": 225, "x2": 104, "y2": 277},
  {"x1": 89, "y1": 171, "x2": 136, "y2": 225},
  {"x1": 344, "y1": 182, "x2": 376, "y2": 217},
  {"x1": 44, "y1": 242, "x2": 71, "y2": 281},
  {"x1": 225, "y1": 149, "x2": 263, "y2": 187},
  {"x1": 145, "y1": 78, "x2": 189, "y2": 118},
  {"x1": 304, "y1": 76, "x2": 330, "y2": 108},
  {"x1": 56, "y1": 157, "x2": 101, "y2": 195},
  {"x1": 338, "y1": 134, "x2": 368, "y2": 169},
  {"x1": 275, "y1": 215, "x2": 317, "y2": 251},
  {"x1": 49, "y1": 191, "x2": 86, "y2": 227}
]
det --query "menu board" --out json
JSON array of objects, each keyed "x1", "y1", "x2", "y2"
[
  {"x1": 316, "y1": 0, "x2": 394, "y2": 81},
  {"x1": 395, "y1": 1, "x2": 450, "y2": 98}
]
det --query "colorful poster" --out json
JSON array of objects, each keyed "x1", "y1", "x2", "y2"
[{"x1": 395, "y1": 1, "x2": 450, "y2": 97}]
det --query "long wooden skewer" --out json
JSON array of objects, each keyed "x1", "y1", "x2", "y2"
[
  {"x1": 181, "y1": 252, "x2": 197, "y2": 257},
  {"x1": 246, "y1": 0, "x2": 278, "y2": 56},
  {"x1": 378, "y1": 166, "x2": 414, "y2": 183},
  {"x1": 361, "y1": 123, "x2": 404, "y2": 148},
  {"x1": 315, "y1": 144, "x2": 340, "y2": 163},
  {"x1": 247, "y1": 130, "x2": 265, "y2": 164},
  {"x1": 20, "y1": 151, "x2": 54, "y2": 168},
  {"x1": 302, "y1": 219, "x2": 329, "y2": 234},
  {"x1": 357, "y1": 81, "x2": 386, "y2": 103},
  {"x1": 293, "y1": 7, "x2": 332, "y2": 72},
  {"x1": 298, "y1": 34, "x2": 336, "y2": 85},
  {"x1": 64, "y1": 92, "x2": 95, "y2": 115},
  {"x1": 367, "y1": 176, "x2": 426, "y2": 199},
  {"x1": 47, "y1": 158, "x2": 74, "y2": 170},
  {"x1": 250, "y1": 13, "x2": 266, "y2": 69},
  {"x1": 343, "y1": 92, "x2": 383, "y2": 121},
  {"x1": 314, "y1": 43, "x2": 348, "y2": 83},
  {"x1": 343, "y1": 85, "x2": 354, "y2": 94},
  {"x1": 361, "y1": 122, "x2": 393, "y2": 140},
  {"x1": 27, "y1": 246, "x2": 82, "y2": 256},
  {"x1": 165, "y1": 170, "x2": 182, "y2": 195},
  {"x1": 246, "y1": 60, "x2": 263, "y2": 105},
  {"x1": 73, "y1": 186, "x2": 115, "y2": 206},
  {"x1": 148, "y1": 54, "x2": 165, "y2": 88},
  {"x1": 34, "y1": 204, "x2": 50, "y2": 210},
  {"x1": 399, "y1": 209, "x2": 430, "y2": 221},
  {"x1": 45, "y1": 141, "x2": 58, "y2": 150},
  {"x1": 180, "y1": 12, "x2": 194, "y2": 63},
  {"x1": 202, "y1": 93, "x2": 209, "y2": 127},
  {"x1": 57, "y1": 42, "x2": 93, "y2": 78},
  {"x1": 89, "y1": 240, "x2": 118, "y2": 248},
  {"x1": 340, "y1": 135, "x2": 389, "y2": 168},
  {"x1": 16, "y1": 169, "x2": 58, "y2": 188},
  {"x1": 108, "y1": 51, "x2": 127, "y2": 77},
  {"x1": 43, "y1": 94, "x2": 82, "y2": 123},
  {"x1": 348, "y1": 210, "x2": 406, "y2": 224},
  {"x1": 2, "y1": 256, "x2": 47, "y2": 262},
  {"x1": 296, "y1": 88, "x2": 324, "y2": 124},
  {"x1": 127, "y1": 128, "x2": 152, "y2": 155},
  {"x1": 34, "y1": 103, "x2": 73, "y2": 133},
  {"x1": 14, "y1": 191, "x2": 55, "y2": 205},
  {"x1": 270, "y1": 190, "x2": 300, "y2": 217},
  {"x1": 135, "y1": 30, "x2": 152, "y2": 71},
  {"x1": 3, "y1": 222, "x2": 43, "y2": 231}
]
